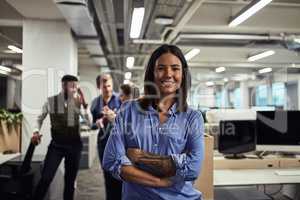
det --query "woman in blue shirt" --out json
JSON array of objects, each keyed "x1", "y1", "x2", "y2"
[{"x1": 103, "y1": 44, "x2": 204, "y2": 200}]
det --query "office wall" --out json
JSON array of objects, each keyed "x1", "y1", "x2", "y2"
[{"x1": 78, "y1": 64, "x2": 100, "y2": 104}]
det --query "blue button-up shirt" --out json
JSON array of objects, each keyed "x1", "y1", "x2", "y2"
[{"x1": 103, "y1": 100, "x2": 205, "y2": 200}]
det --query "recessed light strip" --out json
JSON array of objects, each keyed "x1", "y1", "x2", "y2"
[
  {"x1": 229, "y1": 0, "x2": 273, "y2": 27},
  {"x1": 248, "y1": 50, "x2": 275, "y2": 62}
]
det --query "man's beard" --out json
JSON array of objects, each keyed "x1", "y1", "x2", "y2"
[{"x1": 64, "y1": 91, "x2": 75, "y2": 100}]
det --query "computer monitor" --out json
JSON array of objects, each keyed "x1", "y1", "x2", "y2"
[
  {"x1": 218, "y1": 120, "x2": 256, "y2": 159},
  {"x1": 256, "y1": 111, "x2": 300, "y2": 152}
]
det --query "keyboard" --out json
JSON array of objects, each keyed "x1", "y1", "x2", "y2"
[{"x1": 275, "y1": 170, "x2": 300, "y2": 176}]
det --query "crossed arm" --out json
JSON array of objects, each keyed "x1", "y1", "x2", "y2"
[
  {"x1": 120, "y1": 165, "x2": 172, "y2": 187},
  {"x1": 126, "y1": 148, "x2": 176, "y2": 178}
]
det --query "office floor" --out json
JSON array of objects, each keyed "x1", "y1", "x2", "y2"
[
  {"x1": 215, "y1": 186, "x2": 292, "y2": 200},
  {"x1": 76, "y1": 158, "x2": 293, "y2": 200},
  {"x1": 76, "y1": 158, "x2": 105, "y2": 200}
]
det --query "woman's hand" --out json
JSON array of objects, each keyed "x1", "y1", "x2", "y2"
[{"x1": 127, "y1": 148, "x2": 146, "y2": 164}]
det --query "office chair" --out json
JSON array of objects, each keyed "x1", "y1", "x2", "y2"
[{"x1": 0, "y1": 141, "x2": 36, "y2": 200}]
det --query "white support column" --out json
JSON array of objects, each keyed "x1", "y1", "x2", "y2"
[
  {"x1": 22, "y1": 19, "x2": 77, "y2": 154},
  {"x1": 21, "y1": 19, "x2": 78, "y2": 200},
  {"x1": 240, "y1": 81, "x2": 250, "y2": 109}
]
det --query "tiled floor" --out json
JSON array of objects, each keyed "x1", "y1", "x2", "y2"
[
  {"x1": 76, "y1": 158, "x2": 105, "y2": 200},
  {"x1": 76, "y1": 158, "x2": 294, "y2": 200}
]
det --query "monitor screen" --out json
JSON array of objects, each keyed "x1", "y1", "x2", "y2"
[
  {"x1": 256, "y1": 111, "x2": 300, "y2": 147},
  {"x1": 218, "y1": 120, "x2": 256, "y2": 156}
]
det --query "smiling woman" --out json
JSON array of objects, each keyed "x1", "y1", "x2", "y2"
[{"x1": 102, "y1": 44, "x2": 205, "y2": 200}]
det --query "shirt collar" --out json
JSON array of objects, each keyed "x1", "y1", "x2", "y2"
[
  {"x1": 168, "y1": 102, "x2": 177, "y2": 116},
  {"x1": 147, "y1": 102, "x2": 177, "y2": 116},
  {"x1": 100, "y1": 92, "x2": 117, "y2": 102}
]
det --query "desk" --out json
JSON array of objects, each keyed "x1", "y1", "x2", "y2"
[
  {"x1": 214, "y1": 154, "x2": 300, "y2": 186},
  {"x1": 0, "y1": 153, "x2": 20, "y2": 165},
  {"x1": 214, "y1": 168, "x2": 300, "y2": 186},
  {"x1": 214, "y1": 155, "x2": 300, "y2": 199},
  {"x1": 80, "y1": 130, "x2": 98, "y2": 169}
]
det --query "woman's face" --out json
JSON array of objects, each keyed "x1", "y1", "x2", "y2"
[{"x1": 154, "y1": 53, "x2": 183, "y2": 98}]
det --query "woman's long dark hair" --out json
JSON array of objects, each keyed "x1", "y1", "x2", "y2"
[{"x1": 139, "y1": 44, "x2": 191, "y2": 112}]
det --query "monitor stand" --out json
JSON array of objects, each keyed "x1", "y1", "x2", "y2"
[{"x1": 224, "y1": 154, "x2": 246, "y2": 159}]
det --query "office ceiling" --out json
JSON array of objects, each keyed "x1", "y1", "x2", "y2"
[{"x1": 0, "y1": 0, "x2": 300, "y2": 85}]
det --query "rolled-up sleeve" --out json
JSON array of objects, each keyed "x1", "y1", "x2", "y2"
[
  {"x1": 171, "y1": 111, "x2": 205, "y2": 182},
  {"x1": 102, "y1": 111, "x2": 132, "y2": 181}
]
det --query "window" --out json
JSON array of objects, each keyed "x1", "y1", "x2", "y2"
[
  {"x1": 272, "y1": 82, "x2": 285, "y2": 106},
  {"x1": 215, "y1": 92, "x2": 221, "y2": 108},
  {"x1": 256, "y1": 85, "x2": 268, "y2": 106},
  {"x1": 233, "y1": 88, "x2": 241, "y2": 108}
]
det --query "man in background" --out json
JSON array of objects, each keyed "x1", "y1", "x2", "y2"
[
  {"x1": 90, "y1": 73, "x2": 122, "y2": 200},
  {"x1": 119, "y1": 83, "x2": 140, "y2": 103},
  {"x1": 32, "y1": 75, "x2": 90, "y2": 200}
]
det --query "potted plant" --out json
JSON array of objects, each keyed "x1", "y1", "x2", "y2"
[{"x1": 0, "y1": 109, "x2": 22, "y2": 153}]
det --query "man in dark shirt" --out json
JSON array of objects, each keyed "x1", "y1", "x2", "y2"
[
  {"x1": 90, "y1": 73, "x2": 122, "y2": 200},
  {"x1": 31, "y1": 75, "x2": 90, "y2": 200}
]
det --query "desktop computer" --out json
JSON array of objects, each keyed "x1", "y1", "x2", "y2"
[
  {"x1": 218, "y1": 120, "x2": 256, "y2": 159},
  {"x1": 256, "y1": 111, "x2": 300, "y2": 153}
]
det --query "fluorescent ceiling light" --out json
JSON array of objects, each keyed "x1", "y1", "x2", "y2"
[
  {"x1": 124, "y1": 72, "x2": 132, "y2": 80},
  {"x1": 229, "y1": 0, "x2": 273, "y2": 27},
  {"x1": 126, "y1": 57, "x2": 135, "y2": 69},
  {"x1": 123, "y1": 79, "x2": 130, "y2": 84},
  {"x1": 258, "y1": 67, "x2": 272, "y2": 74},
  {"x1": 223, "y1": 78, "x2": 229, "y2": 82},
  {"x1": 3, "y1": 50, "x2": 16, "y2": 54},
  {"x1": 248, "y1": 50, "x2": 275, "y2": 62},
  {"x1": 215, "y1": 67, "x2": 226, "y2": 73},
  {"x1": 155, "y1": 16, "x2": 174, "y2": 25},
  {"x1": 232, "y1": 74, "x2": 249, "y2": 81},
  {"x1": 0, "y1": 70, "x2": 9, "y2": 76},
  {"x1": 8, "y1": 45, "x2": 23, "y2": 54},
  {"x1": 133, "y1": 39, "x2": 164, "y2": 44},
  {"x1": 291, "y1": 63, "x2": 300, "y2": 68},
  {"x1": 0, "y1": 65, "x2": 12, "y2": 73},
  {"x1": 130, "y1": 7, "x2": 145, "y2": 38},
  {"x1": 206, "y1": 81, "x2": 214, "y2": 86},
  {"x1": 294, "y1": 38, "x2": 300, "y2": 44},
  {"x1": 185, "y1": 48, "x2": 200, "y2": 61}
]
